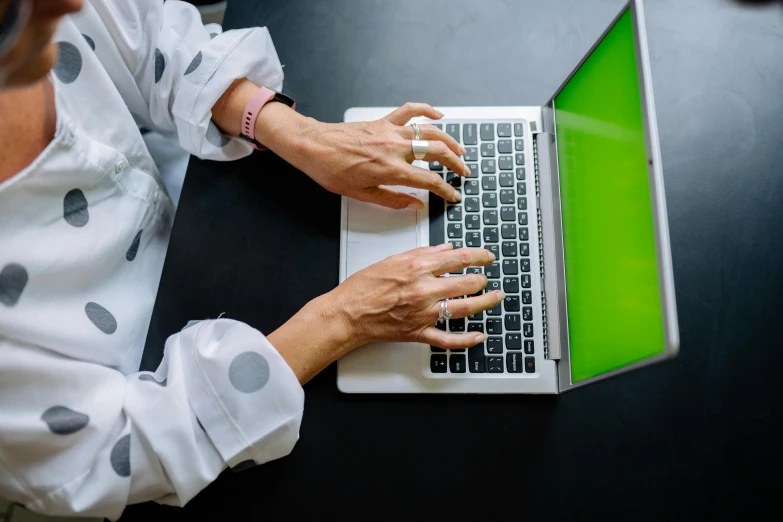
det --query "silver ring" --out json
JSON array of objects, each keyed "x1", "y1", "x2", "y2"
[
  {"x1": 412, "y1": 139, "x2": 429, "y2": 161},
  {"x1": 411, "y1": 122, "x2": 421, "y2": 141},
  {"x1": 437, "y1": 300, "x2": 453, "y2": 324}
]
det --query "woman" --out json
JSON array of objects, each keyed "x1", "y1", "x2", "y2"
[{"x1": 0, "y1": 0, "x2": 502, "y2": 518}]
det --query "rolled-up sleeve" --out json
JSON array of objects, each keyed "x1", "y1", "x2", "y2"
[
  {"x1": 0, "y1": 319, "x2": 304, "y2": 520},
  {"x1": 85, "y1": 0, "x2": 284, "y2": 160}
]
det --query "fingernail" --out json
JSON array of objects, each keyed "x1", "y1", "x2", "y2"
[
  {"x1": 498, "y1": 291, "x2": 507, "y2": 300},
  {"x1": 487, "y1": 250, "x2": 496, "y2": 261},
  {"x1": 459, "y1": 146, "x2": 467, "y2": 155},
  {"x1": 453, "y1": 192, "x2": 462, "y2": 202},
  {"x1": 474, "y1": 333, "x2": 489, "y2": 344},
  {"x1": 435, "y1": 110, "x2": 445, "y2": 118}
]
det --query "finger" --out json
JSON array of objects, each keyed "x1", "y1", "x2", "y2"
[
  {"x1": 406, "y1": 243, "x2": 454, "y2": 257},
  {"x1": 437, "y1": 290, "x2": 506, "y2": 321},
  {"x1": 429, "y1": 247, "x2": 496, "y2": 276},
  {"x1": 383, "y1": 102, "x2": 444, "y2": 126},
  {"x1": 399, "y1": 164, "x2": 461, "y2": 203},
  {"x1": 419, "y1": 327, "x2": 489, "y2": 350},
  {"x1": 428, "y1": 273, "x2": 487, "y2": 299},
  {"x1": 399, "y1": 123, "x2": 465, "y2": 157},
  {"x1": 354, "y1": 186, "x2": 424, "y2": 210},
  {"x1": 405, "y1": 140, "x2": 471, "y2": 177}
]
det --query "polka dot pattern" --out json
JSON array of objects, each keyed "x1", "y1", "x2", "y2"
[
  {"x1": 139, "y1": 374, "x2": 167, "y2": 386},
  {"x1": 206, "y1": 121, "x2": 229, "y2": 148},
  {"x1": 54, "y1": 42, "x2": 82, "y2": 84},
  {"x1": 85, "y1": 302, "x2": 118, "y2": 334},
  {"x1": 126, "y1": 229, "x2": 143, "y2": 261},
  {"x1": 228, "y1": 352, "x2": 270, "y2": 393},
  {"x1": 110, "y1": 434, "x2": 131, "y2": 477},
  {"x1": 63, "y1": 188, "x2": 89, "y2": 227},
  {"x1": 0, "y1": 263, "x2": 28, "y2": 307},
  {"x1": 41, "y1": 406, "x2": 89, "y2": 435},
  {"x1": 82, "y1": 34, "x2": 95, "y2": 51},
  {"x1": 154, "y1": 48, "x2": 165, "y2": 84},
  {"x1": 184, "y1": 51, "x2": 202, "y2": 75},
  {"x1": 209, "y1": 32, "x2": 218, "y2": 39}
]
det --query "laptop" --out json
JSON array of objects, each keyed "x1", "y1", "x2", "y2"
[{"x1": 337, "y1": 0, "x2": 679, "y2": 394}]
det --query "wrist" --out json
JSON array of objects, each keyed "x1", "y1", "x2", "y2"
[{"x1": 253, "y1": 101, "x2": 320, "y2": 158}]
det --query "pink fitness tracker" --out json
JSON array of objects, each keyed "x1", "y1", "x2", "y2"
[{"x1": 239, "y1": 86, "x2": 296, "y2": 151}]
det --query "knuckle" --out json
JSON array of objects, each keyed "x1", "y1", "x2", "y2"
[
  {"x1": 457, "y1": 248, "x2": 472, "y2": 265},
  {"x1": 429, "y1": 141, "x2": 447, "y2": 156},
  {"x1": 403, "y1": 102, "x2": 416, "y2": 111},
  {"x1": 410, "y1": 258, "x2": 429, "y2": 273}
]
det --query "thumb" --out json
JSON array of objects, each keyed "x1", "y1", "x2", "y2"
[{"x1": 357, "y1": 186, "x2": 424, "y2": 210}]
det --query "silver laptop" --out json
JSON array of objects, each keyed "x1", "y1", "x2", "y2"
[{"x1": 338, "y1": 0, "x2": 679, "y2": 394}]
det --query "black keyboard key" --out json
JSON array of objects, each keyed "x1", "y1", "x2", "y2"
[
  {"x1": 449, "y1": 318, "x2": 466, "y2": 332},
  {"x1": 432, "y1": 124, "x2": 443, "y2": 130},
  {"x1": 487, "y1": 319, "x2": 502, "y2": 335},
  {"x1": 497, "y1": 123, "x2": 512, "y2": 137},
  {"x1": 447, "y1": 206, "x2": 462, "y2": 221},
  {"x1": 487, "y1": 336, "x2": 503, "y2": 353},
  {"x1": 517, "y1": 197, "x2": 527, "y2": 210},
  {"x1": 504, "y1": 295, "x2": 520, "y2": 312},
  {"x1": 436, "y1": 320, "x2": 447, "y2": 331},
  {"x1": 487, "y1": 356, "x2": 504, "y2": 373},
  {"x1": 500, "y1": 206, "x2": 515, "y2": 222},
  {"x1": 515, "y1": 153, "x2": 525, "y2": 166},
  {"x1": 450, "y1": 268, "x2": 464, "y2": 275},
  {"x1": 522, "y1": 290, "x2": 532, "y2": 304},
  {"x1": 525, "y1": 356, "x2": 535, "y2": 373},
  {"x1": 517, "y1": 182, "x2": 526, "y2": 195},
  {"x1": 468, "y1": 322, "x2": 484, "y2": 333},
  {"x1": 487, "y1": 280, "x2": 501, "y2": 292},
  {"x1": 507, "y1": 352, "x2": 523, "y2": 373},
  {"x1": 468, "y1": 311, "x2": 484, "y2": 321},
  {"x1": 464, "y1": 147, "x2": 478, "y2": 161},
  {"x1": 483, "y1": 210, "x2": 498, "y2": 225},
  {"x1": 502, "y1": 259, "x2": 518, "y2": 275},
  {"x1": 498, "y1": 156, "x2": 513, "y2": 170},
  {"x1": 518, "y1": 212, "x2": 528, "y2": 226},
  {"x1": 485, "y1": 262, "x2": 500, "y2": 278},
  {"x1": 482, "y1": 193, "x2": 497, "y2": 208},
  {"x1": 501, "y1": 223, "x2": 516, "y2": 239},
  {"x1": 519, "y1": 227, "x2": 529, "y2": 241},
  {"x1": 498, "y1": 139, "x2": 512, "y2": 153},
  {"x1": 468, "y1": 343, "x2": 485, "y2": 373},
  {"x1": 522, "y1": 306, "x2": 533, "y2": 321},
  {"x1": 507, "y1": 333, "x2": 522, "y2": 350},
  {"x1": 446, "y1": 123, "x2": 460, "y2": 143},
  {"x1": 430, "y1": 354, "x2": 447, "y2": 373},
  {"x1": 524, "y1": 340, "x2": 534, "y2": 354},
  {"x1": 523, "y1": 323, "x2": 533, "y2": 338},
  {"x1": 500, "y1": 189, "x2": 514, "y2": 204},
  {"x1": 449, "y1": 353, "x2": 466, "y2": 373},
  {"x1": 451, "y1": 349, "x2": 465, "y2": 353},
  {"x1": 466, "y1": 214, "x2": 481, "y2": 230},
  {"x1": 505, "y1": 314, "x2": 521, "y2": 331},
  {"x1": 503, "y1": 277, "x2": 519, "y2": 293},
  {"x1": 521, "y1": 259, "x2": 531, "y2": 272},
  {"x1": 430, "y1": 161, "x2": 443, "y2": 171},
  {"x1": 514, "y1": 122, "x2": 524, "y2": 136},
  {"x1": 465, "y1": 197, "x2": 480, "y2": 212},
  {"x1": 499, "y1": 172, "x2": 514, "y2": 187},
  {"x1": 481, "y1": 159, "x2": 496, "y2": 174},
  {"x1": 467, "y1": 267, "x2": 484, "y2": 275},
  {"x1": 480, "y1": 123, "x2": 494, "y2": 141},
  {"x1": 482, "y1": 176, "x2": 497, "y2": 191},
  {"x1": 516, "y1": 167, "x2": 525, "y2": 181},
  {"x1": 480, "y1": 143, "x2": 495, "y2": 157},
  {"x1": 431, "y1": 345, "x2": 446, "y2": 352},
  {"x1": 522, "y1": 275, "x2": 531, "y2": 290},
  {"x1": 515, "y1": 139, "x2": 524, "y2": 151},
  {"x1": 483, "y1": 227, "x2": 499, "y2": 243},
  {"x1": 447, "y1": 223, "x2": 463, "y2": 239},
  {"x1": 486, "y1": 244, "x2": 500, "y2": 259},
  {"x1": 502, "y1": 241, "x2": 517, "y2": 257},
  {"x1": 466, "y1": 164, "x2": 479, "y2": 178},
  {"x1": 463, "y1": 123, "x2": 477, "y2": 145},
  {"x1": 449, "y1": 240, "x2": 464, "y2": 249},
  {"x1": 520, "y1": 243, "x2": 529, "y2": 256},
  {"x1": 446, "y1": 171, "x2": 461, "y2": 188},
  {"x1": 465, "y1": 231, "x2": 481, "y2": 247},
  {"x1": 464, "y1": 180, "x2": 479, "y2": 195},
  {"x1": 487, "y1": 303, "x2": 502, "y2": 316}
]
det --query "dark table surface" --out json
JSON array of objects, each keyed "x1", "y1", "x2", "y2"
[{"x1": 126, "y1": 0, "x2": 783, "y2": 520}]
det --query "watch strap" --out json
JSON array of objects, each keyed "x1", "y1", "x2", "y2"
[{"x1": 241, "y1": 86, "x2": 276, "y2": 151}]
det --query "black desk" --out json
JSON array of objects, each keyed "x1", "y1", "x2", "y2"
[{"x1": 128, "y1": 1, "x2": 783, "y2": 520}]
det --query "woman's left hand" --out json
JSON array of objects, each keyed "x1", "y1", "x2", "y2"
[{"x1": 257, "y1": 101, "x2": 470, "y2": 209}]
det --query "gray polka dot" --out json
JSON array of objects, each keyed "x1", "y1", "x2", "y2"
[
  {"x1": 0, "y1": 263, "x2": 28, "y2": 307},
  {"x1": 154, "y1": 48, "x2": 165, "y2": 84},
  {"x1": 41, "y1": 406, "x2": 89, "y2": 435},
  {"x1": 184, "y1": 51, "x2": 202, "y2": 75},
  {"x1": 139, "y1": 374, "x2": 167, "y2": 386},
  {"x1": 231, "y1": 460, "x2": 257, "y2": 473},
  {"x1": 63, "y1": 188, "x2": 89, "y2": 227},
  {"x1": 126, "y1": 229, "x2": 142, "y2": 261},
  {"x1": 82, "y1": 34, "x2": 95, "y2": 51},
  {"x1": 209, "y1": 32, "x2": 218, "y2": 39},
  {"x1": 205, "y1": 121, "x2": 229, "y2": 148},
  {"x1": 110, "y1": 434, "x2": 131, "y2": 477},
  {"x1": 228, "y1": 352, "x2": 270, "y2": 393},
  {"x1": 85, "y1": 302, "x2": 117, "y2": 335},
  {"x1": 53, "y1": 41, "x2": 82, "y2": 84}
]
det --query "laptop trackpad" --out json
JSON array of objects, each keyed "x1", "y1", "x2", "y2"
[{"x1": 345, "y1": 197, "x2": 420, "y2": 278}]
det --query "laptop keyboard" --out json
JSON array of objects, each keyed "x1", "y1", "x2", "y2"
[{"x1": 427, "y1": 120, "x2": 540, "y2": 377}]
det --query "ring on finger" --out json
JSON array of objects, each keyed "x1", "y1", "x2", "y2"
[
  {"x1": 411, "y1": 122, "x2": 421, "y2": 141},
  {"x1": 436, "y1": 300, "x2": 452, "y2": 324},
  {"x1": 412, "y1": 139, "x2": 429, "y2": 161}
]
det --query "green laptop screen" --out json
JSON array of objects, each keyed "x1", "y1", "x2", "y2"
[{"x1": 553, "y1": 7, "x2": 665, "y2": 383}]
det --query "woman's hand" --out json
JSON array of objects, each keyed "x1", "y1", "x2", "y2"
[
  {"x1": 268, "y1": 244, "x2": 504, "y2": 383},
  {"x1": 254, "y1": 101, "x2": 471, "y2": 209}
]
